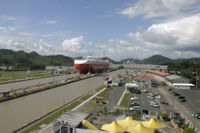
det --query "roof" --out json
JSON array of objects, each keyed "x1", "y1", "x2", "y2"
[
  {"x1": 134, "y1": 74, "x2": 154, "y2": 80},
  {"x1": 150, "y1": 70, "x2": 169, "y2": 76},
  {"x1": 125, "y1": 83, "x2": 139, "y2": 88},
  {"x1": 172, "y1": 83, "x2": 195, "y2": 87},
  {"x1": 95, "y1": 96, "x2": 104, "y2": 99},
  {"x1": 55, "y1": 111, "x2": 89, "y2": 127},
  {"x1": 76, "y1": 128, "x2": 108, "y2": 133},
  {"x1": 166, "y1": 75, "x2": 182, "y2": 80}
]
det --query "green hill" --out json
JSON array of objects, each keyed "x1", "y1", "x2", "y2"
[
  {"x1": 0, "y1": 49, "x2": 74, "y2": 70},
  {"x1": 142, "y1": 55, "x2": 174, "y2": 65},
  {"x1": 121, "y1": 55, "x2": 174, "y2": 65}
]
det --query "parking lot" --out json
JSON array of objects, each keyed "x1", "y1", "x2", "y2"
[
  {"x1": 158, "y1": 86, "x2": 200, "y2": 132},
  {"x1": 128, "y1": 86, "x2": 173, "y2": 118}
]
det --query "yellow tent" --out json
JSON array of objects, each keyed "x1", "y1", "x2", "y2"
[
  {"x1": 127, "y1": 123, "x2": 154, "y2": 133},
  {"x1": 117, "y1": 116, "x2": 140, "y2": 129},
  {"x1": 101, "y1": 121, "x2": 126, "y2": 132},
  {"x1": 142, "y1": 118, "x2": 165, "y2": 129},
  {"x1": 82, "y1": 120, "x2": 99, "y2": 131}
]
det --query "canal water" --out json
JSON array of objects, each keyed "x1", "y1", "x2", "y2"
[{"x1": 0, "y1": 70, "x2": 125, "y2": 133}]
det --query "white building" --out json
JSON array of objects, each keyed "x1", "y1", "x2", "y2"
[{"x1": 172, "y1": 83, "x2": 195, "y2": 90}]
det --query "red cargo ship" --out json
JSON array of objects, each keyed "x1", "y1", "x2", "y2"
[{"x1": 74, "y1": 56, "x2": 109, "y2": 74}]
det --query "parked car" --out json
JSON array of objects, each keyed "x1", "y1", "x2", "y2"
[
  {"x1": 195, "y1": 113, "x2": 200, "y2": 119},
  {"x1": 150, "y1": 101, "x2": 159, "y2": 108},
  {"x1": 178, "y1": 96, "x2": 185, "y2": 99},
  {"x1": 130, "y1": 102, "x2": 140, "y2": 106},
  {"x1": 130, "y1": 96, "x2": 139, "y2": 100},
  {"x1": 174, "y1": 93, "x2": 180, "y2": 96},
  {"x1": 148, "y1": 92, "x2": 154, "y2": 96},
  {"x1": 135, "y1": 90, "x2": 141, "y2": 94},
  {"x1": 147, "y1": 95, "x2": 155, "y2": 99},
  {"x1": 129, "y1": 106, "x2": 140, "y2": 110},
  {"x1": 160, "y1": 101, "x2": 168, "y2": 105},
  {"x1": 168, "y1": 88, "x2": 172, "y2": 92},
  {"x1": 180, "y1": 99, "x2": 187, "y2": 102},
  {"x1": 129, "y1": 102, "x2": 140, "y2": 110},
  {"x1": 141, "y1": 89, "x2": 147, "y2": 92},
  {"x1": 142, "y1": 109, "x2": 149, "y2": 115},
  {"x1": 155, "y1": 95, "x2": 161, "y2": 99}
]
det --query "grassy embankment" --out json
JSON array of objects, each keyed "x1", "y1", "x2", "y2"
[
  {"x1": 120, "y1": 93, "x2": 131, "y2": 108},
  {"x1": 22, "y1": 85, "x2": 105, "y2": 133}
]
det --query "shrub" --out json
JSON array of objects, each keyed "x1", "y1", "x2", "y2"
[
  {"x1": 160, "y1": 113, "x2": 170, "y2": 121},
  {"x1": 160, "y1": 113, "x2": 168, "y2": 118},
  {"x1": 181, "y1": 123, "x2": 189, "y2": 129},
  {"x1": 183, "y1": 128, "x2": 195, "y2": 133}
]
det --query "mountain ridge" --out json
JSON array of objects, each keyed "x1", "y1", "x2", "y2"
[{"x1": 0, "y1": 49, "x2": 200, "y2": 70}]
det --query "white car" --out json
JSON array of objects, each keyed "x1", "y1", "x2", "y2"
[
  {"x1": 155, "y1": 95, "x2": 161, "y2": 99},
  {"x1": 147, "y1": 96, "x2": 154, "y2": 99},
  {"x1": 130, "y1": 96, "x2": 139, "y2": 100},
  {"x1": 141, "y1": 89, "x2": 147, "y2": 92},
  {"x1": 129, "y1": 106, "x2": 140, "y2": 110},
  {"x1": 150, "y1": 101, "x2": 159, "y2": 108}
]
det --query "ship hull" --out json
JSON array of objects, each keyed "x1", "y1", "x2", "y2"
[{"x1": 74, "y1": 64, "x2": 109, "y2": 74}]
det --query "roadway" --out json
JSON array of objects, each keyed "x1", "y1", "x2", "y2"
[
  {"x1": 0, "y1": 74, "x2": 77, "y2": 92},
  {"x1": 0, "y1": 69, "x2": 125, "y2": 133},
  {"x1": 158, "y1": 86, "x2": 200, "y2": 132}
]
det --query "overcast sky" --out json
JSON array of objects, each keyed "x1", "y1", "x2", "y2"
[{"x1": 0, "y1": 0, "x2": 200, "y2": 60}]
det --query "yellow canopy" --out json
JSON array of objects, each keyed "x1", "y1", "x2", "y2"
[
  {"x1": 101, "y1": 121, "x2": 126, "y2": 132},
  {"x1": 127, "y1": 123, "x2": 154, "y2": 133},
  {"x1": 117, "y1": 116, "x2": 140, "y2": 129},
  {"x1": 82, "y1": 120, "x2": 99, "y2": 131},
  {"x1": 142, "y1": 118, "x2": 165, "y2": 129}
]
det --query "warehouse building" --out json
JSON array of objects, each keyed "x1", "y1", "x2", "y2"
[{"x1": 166, "y1": 75, "x2": 189, "y2": 85}]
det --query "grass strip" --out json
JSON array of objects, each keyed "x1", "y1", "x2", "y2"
[
  {"x1": 120, "y1": 93, "x2": 131, "y2": 108},
  {"x1": 95, "y1": 85, "x2": 105, "y2": 92}
]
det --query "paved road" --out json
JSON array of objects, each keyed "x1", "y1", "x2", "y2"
[
  {"x1": 0, "y1": 69, "x2": 125, "y2": 133},
  {"x1": 107, "y1": 87, "x2": 125, "y2": 109},
  {"x1": 0, "y1": 74, "x2": 77, "y2": 92},
  {"x1": 158, "y1": 87, "x2": 200, "y2": 132}
]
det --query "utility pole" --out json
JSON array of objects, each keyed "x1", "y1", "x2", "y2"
[{"x1": 196, "y1": 69, "x2": 199, "y2": 89}]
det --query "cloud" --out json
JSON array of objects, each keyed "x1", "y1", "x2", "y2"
[
  {"x1": 62, "y1": 36, "x2": 84, "y2": 52},
  {"x1": 0, "y1": 26, "x2": 16, "y2": 33},
  {"x1": 1, "y1": 15, "x2": 16, "y2": 21},
  {"x1": 128, "y1": 14, "x2": 200, "y2": 58},
  {"x1": 18, "y1": 32, "x2": 39, "y2": 37},
  {"x1": 120, "y1": 0, "x2": 200, "y2": 19},
  {"x1": 41, "y1": 20, "x2": 57, "y2": 24}
]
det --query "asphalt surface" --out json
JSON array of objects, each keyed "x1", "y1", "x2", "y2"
[
  {"x1": 107, "y1": 86, "x2": 125, "y2": 109},
  {"x1": 128, "y1": 89, "x2": 161, "y2": 114},
  {"x1": 0, "y1": 74, "x2": 77, "y2": 92},
  {"x1": 158, "y1": 86, "x2": 200, "y2": 132}
]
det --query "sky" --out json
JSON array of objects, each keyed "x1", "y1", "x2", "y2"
[{"x1": 0, "y1": 0, "x2": 200, "y2": 60}]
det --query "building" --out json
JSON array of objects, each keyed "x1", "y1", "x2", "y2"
[
  {"x1": 172, "y1": 83, "x2": 195, "y2": 90},
  {"x1": 166, "y1": 75, "x2": 189, "y2": 85},
  {"x1": 125, "y1": 82, "x2": 139, "y2": 93},
  {"x1": 37, "y1": 111, "x2": 112, "y2": 133},
  {"x1": 149, "y1": 70, "x2": 170, "y2": 85},
  {"x1": 134, "y1": 74, "x2": 158, "y2": 88}
]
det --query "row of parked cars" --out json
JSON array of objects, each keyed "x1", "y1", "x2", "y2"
[
  {"x1": 129, "y1": 96, "x2": 140, "y2": 111},
  {"x1": 168, "y1": 88, "x2": 187, "y2": 102},
  {"x1": 168, "y1": 88, "x2": 200, "y2": 119}
]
